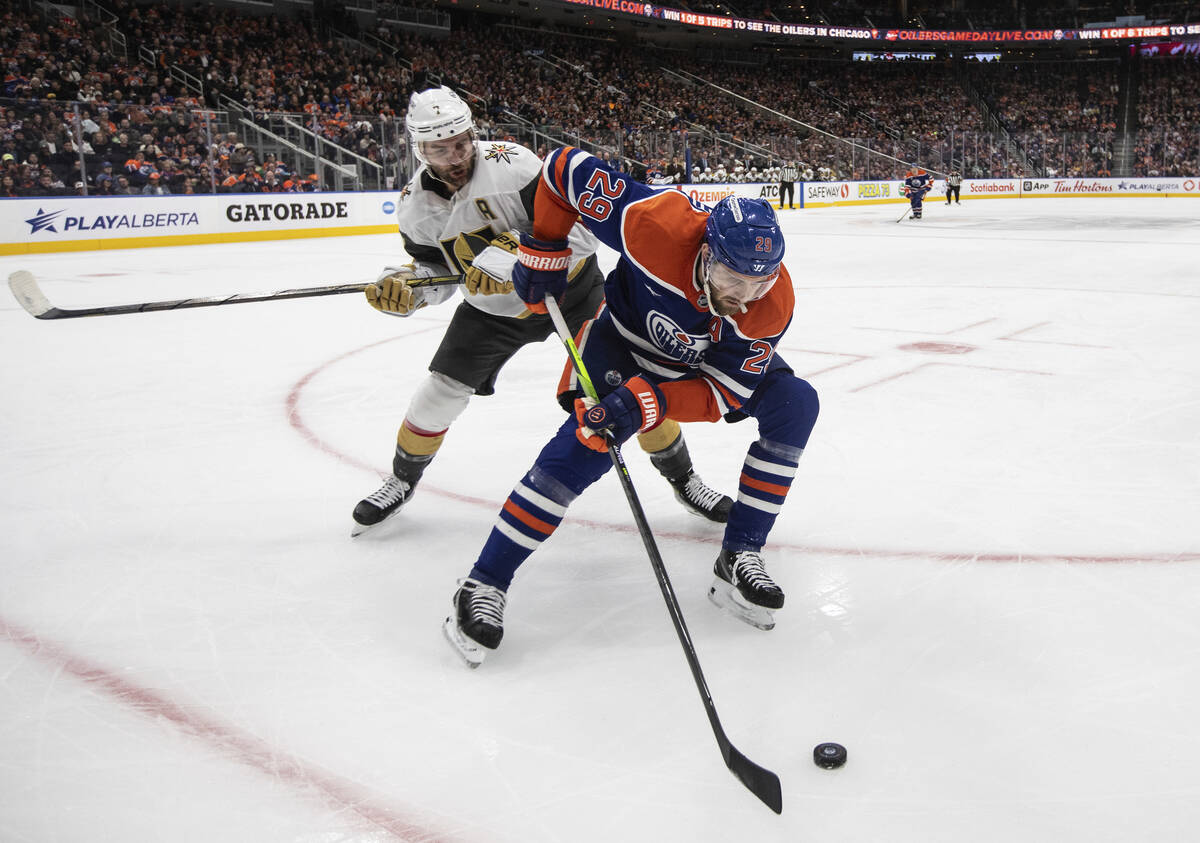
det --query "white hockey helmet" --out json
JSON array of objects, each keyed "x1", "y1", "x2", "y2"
[{"x1": 406, "y1": 86, "x2": 478, "y2": 171}]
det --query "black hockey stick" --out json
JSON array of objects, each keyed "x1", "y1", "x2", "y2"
[
  {"x1": 7, "y1": 270, "x2": 463, "y2": 320},
  {"x1": 544, "y1": 296, "x2": 783, "y2": 815}
]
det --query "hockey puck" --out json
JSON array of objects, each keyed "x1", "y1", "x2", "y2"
[{"x1": 813, "y1": 742, "x2": 847, "y2": 769}]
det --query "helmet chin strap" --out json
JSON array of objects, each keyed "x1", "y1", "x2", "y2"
[
  {"x1": 698, "y1": 246, "x2": 747, "y2": 317},
  {"x1": 425, "y1": 165, "x2": 459, "y2": 189}
]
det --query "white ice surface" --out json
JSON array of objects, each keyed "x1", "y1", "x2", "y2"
[{"x1": 2, "y1": 197, "x2": 1199, "y2": 842}]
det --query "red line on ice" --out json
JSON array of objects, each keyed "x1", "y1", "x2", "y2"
[
  {"x1": 288, "y1": 337, "x2": 1199, "y2": 565},
  {"x1": 0, "y1": 616, "x2": 451, "y2": 842}
]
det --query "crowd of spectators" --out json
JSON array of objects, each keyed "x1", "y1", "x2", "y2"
[
  {"x1": 110, "y1": 1, "x2": 409, "y2": 174},
  {"x1": 967, "y1": 61, "x2": 1121, "y2": 177},
  {"x1": 0, "y1": 6, "x2": 322, "y2": 196},
  {"x1": 1132, "y1": 57, "x2": 1200, "y2": 175},
  {"x1": 2, "y1": 1, "x2": 1197, "y2": 199}
]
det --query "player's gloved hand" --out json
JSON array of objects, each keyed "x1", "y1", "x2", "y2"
[
  {"x1": 573, "y1": 376, "x2": 665, "y2": 452},
  {"x1": 512, "y1": 233, "x2": 570, "y2": 314},
  {"x1": 464, "y1": 232, "x2": 519, "y2": 296},
  {"x1": 366, "y1": 266, "x2": 427, "y2": 316}
]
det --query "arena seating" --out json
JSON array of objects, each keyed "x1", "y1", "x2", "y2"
[{"x1": 2, "y1": 1, "x2": 1196, "y2": 197}]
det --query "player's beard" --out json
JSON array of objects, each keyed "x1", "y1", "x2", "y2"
[
  {"x1": 430, "y1": 156, "x2": 476, "y2": 191},
  {"x1": 710, "y1": 295, "x2": 743, "y2": 317},
  {"x1": 698, "y1": 254, "x2": 746, "y2": 317}
]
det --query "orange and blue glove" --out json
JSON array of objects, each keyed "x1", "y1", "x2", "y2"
[
  {"x1": 512, "y1": 233, "x2": 570, "y2": 314},
  {"x1": 573, "y1": 376, "x2": 665, "y2": 452}
]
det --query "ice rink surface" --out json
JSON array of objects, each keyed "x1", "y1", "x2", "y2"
[{"x1": 2, "y1": 197, "x2": 1199, "y2": 841}]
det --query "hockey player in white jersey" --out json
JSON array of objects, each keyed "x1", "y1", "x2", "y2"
[{"x1": 352, "y1": 87, "x2": 733, "y2": 535}]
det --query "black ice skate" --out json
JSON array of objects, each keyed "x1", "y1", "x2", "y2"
[
  {"x1": 708, "y1": 548, "x2": 784, "y2": 631},
  {"x1": 671, "y1": 471, "x2": 734, "y2": 523},
  {"x1": 350, "y1": 474, "x2": 414, "y2": 537},
  {"x1": 443, "y1": 578, "x2": 507, "y2": 668},
  {"x1": 648, "y1": 436, "x2": 732, "y2": 523}
]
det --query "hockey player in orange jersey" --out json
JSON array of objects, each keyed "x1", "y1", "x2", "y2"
[{"x1": 443, "y1": 146, "x2": 821, "y2": 667}]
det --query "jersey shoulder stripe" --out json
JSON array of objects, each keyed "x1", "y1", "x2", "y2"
[
  {"x1": 621, "y1": 189, "x2": 708, "y2": 301},
  {"x1": 541, "y1": 146, "x2": 578, "y2": 205}
]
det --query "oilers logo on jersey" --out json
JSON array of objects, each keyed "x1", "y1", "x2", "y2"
[
  {"x1": 646, "y1": 310, "x2": 710, "y2": 366},
  {"x1": 538, "y1": 146, "x2": 794, "y2": 418}
]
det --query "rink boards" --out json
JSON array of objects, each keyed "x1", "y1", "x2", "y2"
[
  {"x1": 687, "y1": 174, "x2": 1200, "y2": 208},
  {"x1": 2, "y1": 175, "x2": 1197, "y2": 254},
  {"x1": 0, "y1": 191, "x2": 399, "y2": 255}
]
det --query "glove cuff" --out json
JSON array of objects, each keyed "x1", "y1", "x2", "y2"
[
  {"x1": 517, "y1": 233, "x2": 571, "y2": 272},
  {"x1": 518, "y1": 250, "x2": 570, "y2": 272},
  {"x1": 624, "y1": 376, "x2": 665, "y2": 432}
]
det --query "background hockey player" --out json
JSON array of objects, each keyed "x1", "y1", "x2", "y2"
[
  {"x1": 645, "y1": 166, "x2": 674, "y2": 186},
  {"x1": 903, "y1": 167, "x2": 933, "y2": 219},
  {"x1": 353, "y1": 87, "x2": 733, "y2": 536},
  {"x1": 443, "y1": 147, "x2": 820, "y2": 667},
  {"x1": 946, "y1": 168, "x2": 962, "y2": 205}
]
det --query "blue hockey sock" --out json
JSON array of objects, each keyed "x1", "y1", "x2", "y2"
[
  {"x1": 470, "y1": 466, "x2": 578, "y2": 590},
  {"x1": 470, "y1": 418, "x2": 611, "y2": 590},
  {"x1": 723, "y1": 437, "x2": 804, "y2": 552}
]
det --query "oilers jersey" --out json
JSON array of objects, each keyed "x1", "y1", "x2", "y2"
[
  {"x1": 395, "y1": 140, "x2": 599, "y2": 318},
  {"x1": 903, "y1": 171, "x2": 933, "y2": 199},
  {"x1": 537, "y1": 147, "x2": 795, "y2": 419}
]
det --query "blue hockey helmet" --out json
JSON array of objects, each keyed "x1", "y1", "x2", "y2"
[
  {"x1": 701, "y1": 197, "x2": 784, "y2": 313},
  {"x1": 704, "y1": 197, "x2": 785, "y2": 277}
]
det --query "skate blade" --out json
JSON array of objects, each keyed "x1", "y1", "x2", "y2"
[
  {"x1": 708, "y1": 578, "x2": 776, "y2": 631},
  {"x1": 442, "y1": 616, "x2": 486, "y2": 668},
  {"x1": 349, "y1": 518, "x2": 391, "y2": 538},
  {"x1": 349, "y1": 506, "x2": 404, "y2": 538}
]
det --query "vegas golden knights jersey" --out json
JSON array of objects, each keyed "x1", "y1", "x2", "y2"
[{"x1": 395, "y1": 140, "x2": 599, "y2": 318}]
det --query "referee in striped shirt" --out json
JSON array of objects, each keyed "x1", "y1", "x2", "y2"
[{"x1": 779, "y1": 161, "x2": 800, "y2": 209}]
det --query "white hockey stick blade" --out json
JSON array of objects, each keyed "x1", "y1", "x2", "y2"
[{"x1": 8, "y1": 271, "x2": 54, "y2": 318}]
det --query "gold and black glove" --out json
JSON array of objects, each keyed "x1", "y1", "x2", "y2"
[
  {"x1": 463, "y1": 231, "x2": 520, "y2": 296},
  {"x1": 366, "y1": 266, "x2": 426, "y2": 315}
]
